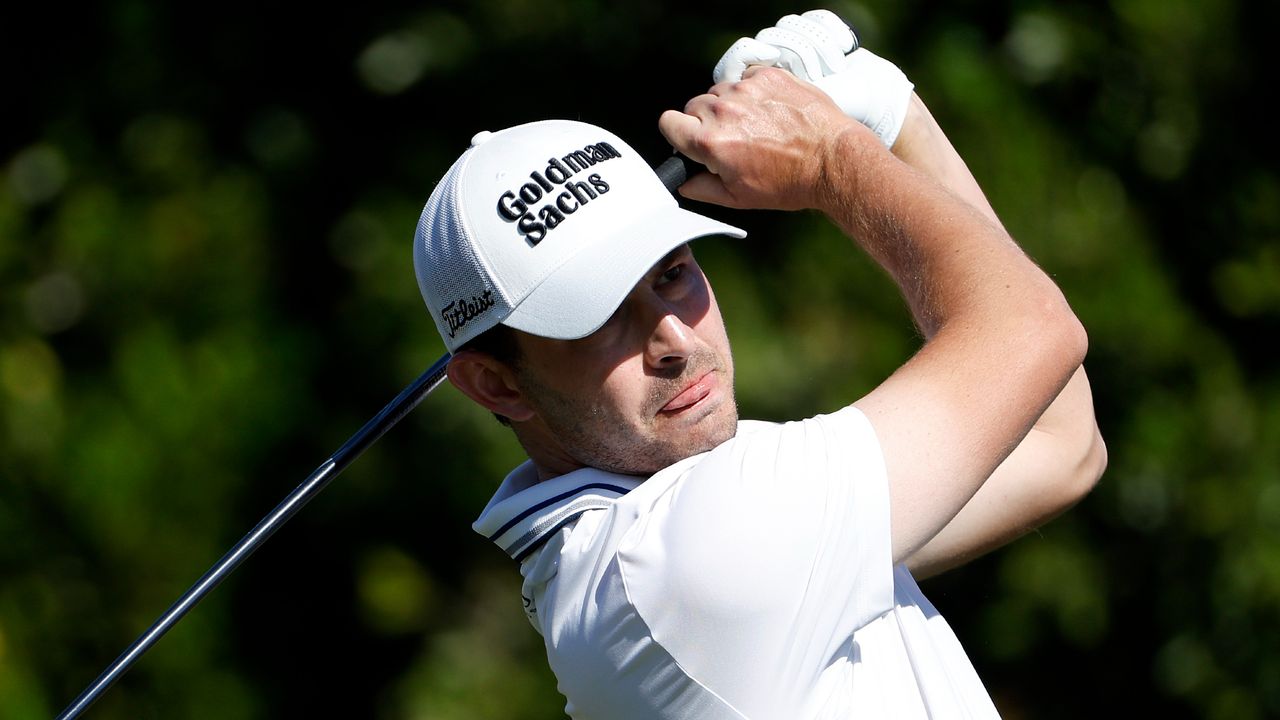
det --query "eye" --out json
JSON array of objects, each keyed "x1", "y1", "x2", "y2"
[{"x1": 657, "y1": 264, "x2": 683, "y2": 285}]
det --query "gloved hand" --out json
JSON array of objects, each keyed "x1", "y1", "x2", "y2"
[{"x1": 713, "y1": 9, "x2": 914, "y2": 149}]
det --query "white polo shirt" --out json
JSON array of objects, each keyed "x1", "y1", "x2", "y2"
[{"x1": 473, "y1": 406, "x2": 1001, "y2": 719}]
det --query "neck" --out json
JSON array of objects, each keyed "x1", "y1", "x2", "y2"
[{"x1": 510, "y1": 420, "x2": 585, "y2": 482}]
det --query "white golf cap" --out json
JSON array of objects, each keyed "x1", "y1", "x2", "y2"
[{"x1": 414, "y1": 119, "x2": 746, "y2": 353}]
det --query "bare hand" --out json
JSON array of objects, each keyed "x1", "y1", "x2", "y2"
[{"x1": 658, "y1": 66, "x2": 869, "y2": 211}]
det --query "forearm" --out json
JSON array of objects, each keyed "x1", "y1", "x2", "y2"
[
  {"x1": 890, "y1": 93, "x2": 1003, "y2": 235},
  {"x1": 817, "y1": 122, "x2": 1073, "y2": 344}
]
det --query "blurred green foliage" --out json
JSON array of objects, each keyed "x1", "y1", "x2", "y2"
[{"x1": 2, "y1": 0, "x2": 1278, "y2": 717}]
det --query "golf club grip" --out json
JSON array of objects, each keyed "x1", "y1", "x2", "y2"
[{"x1": 655, "y1": 153, "x2": 706, "y2": 194}]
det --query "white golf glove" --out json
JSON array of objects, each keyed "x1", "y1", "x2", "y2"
[{"x1": 713, "y1": 9, "x2": 914, "y2": 148}]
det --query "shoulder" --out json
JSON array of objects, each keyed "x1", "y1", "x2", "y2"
[
  {"x1": 669, "y1": 406, "x2": 886, "y2": 495},
  {"x1": 618, "y1": 406, "x2": 890, "y2": 605},
  {"x1": 608, "y1": 408, "x2": 897, "y2": 705}
]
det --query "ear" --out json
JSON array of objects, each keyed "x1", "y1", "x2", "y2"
[{"x1": 446, "y1": 350, "x2": 535, "y2": 422}]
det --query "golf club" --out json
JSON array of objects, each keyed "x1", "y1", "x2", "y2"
[{"x1": 56, "y1": 152, "x2": 701, "y2": 719}]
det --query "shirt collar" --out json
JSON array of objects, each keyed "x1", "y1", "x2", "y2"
[{"x1": 472, "y1": 460, "x2": 644, "y2": 562}]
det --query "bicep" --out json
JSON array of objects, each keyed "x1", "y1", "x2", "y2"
[{"x1": 854, "y1": 318, "x2": 1080, "y2": 565}]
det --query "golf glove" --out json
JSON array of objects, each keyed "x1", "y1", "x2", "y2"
[{"x1": 713, "y1": 9, "x2": 914, "y2": 148}]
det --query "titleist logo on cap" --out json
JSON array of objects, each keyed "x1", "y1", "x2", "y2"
[
  {"x1": 441, "y1": 289, "x2": 496, "y2": 338},
  {"x1": 494, "y1": 141, "x2": 621, "y2": 246}
]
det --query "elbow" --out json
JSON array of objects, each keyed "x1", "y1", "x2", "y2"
[
  {"x1": 1030, "y1": 289, "x2": 1089, "y2": 381},
  {"x1": 1051, "y1": 295, "x2": 1089, "y2": 371},
  {"x1": 1078, "y1": 423, "x2": 1108, "y2": 500},
  {"x1": 1028, "y1": 421, "x2": 1107, "y2": 526},
  {"x1": 1041, "y1": 306, "x2": 1104, "y2": 509},
  {"x1": 1065, "y1": 313, "x2": 1089, "y2": 371},
  {"x1": 1057, "y1": 420, "x2": 1108, "y2": 512}
]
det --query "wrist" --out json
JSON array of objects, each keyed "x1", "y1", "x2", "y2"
[
  {"x1": 888, "y1": 93, "x2": 935, "y2": 159},
  {"x1": 817, "y1": 47, "x2": 914, "y2": 148},
  {"x1": 814, "y1": 120, "x2": 884, "y2": 216}
]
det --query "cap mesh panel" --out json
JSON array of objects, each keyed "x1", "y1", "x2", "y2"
[{"x1": 414, "y1": 150, "x2": 509, "y2": 352}]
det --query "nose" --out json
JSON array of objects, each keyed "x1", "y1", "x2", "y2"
[{"x1": 642, "y1": 308, "x2": 697, "y2": 371}]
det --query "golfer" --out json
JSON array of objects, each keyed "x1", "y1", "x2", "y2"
[{"x1": 413, "y1": 11, "x2": 1105, "y2": 718}]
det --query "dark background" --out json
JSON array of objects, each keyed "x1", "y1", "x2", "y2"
[{"x1": 3, "y1": 0, "x2": 1278, "y2": 717}]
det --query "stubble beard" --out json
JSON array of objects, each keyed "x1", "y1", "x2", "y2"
[{"x1": 518, "y1": 347, "x2": 739, "y2": 477}]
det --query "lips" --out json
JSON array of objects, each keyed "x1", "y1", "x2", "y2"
[{"x1": 660, "y1": 371, "x2": 717, "y2": 414}]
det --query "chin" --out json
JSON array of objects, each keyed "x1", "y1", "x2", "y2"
[
  {"x1": 652, "y1": 400, "x2": 739, "y2": 469},
  {"x1": 698, "y1": 402, "x2": 740, "y2": 449},
  {"x1": 560, "y1": 396, "x2": 740, "y2": 478}
]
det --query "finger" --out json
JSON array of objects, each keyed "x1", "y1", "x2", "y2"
[
  {"x1": 740, "y1": 63, "x2": 796, "y2": 83},
  {"x1": 777, "y1": 14, "x2": 849, "y2": 72},
  {"x1": 680, "y1": 91, "x2": 720, "y2": 119},
  {"x1": 799, "y1": 9, "x2": 858, "y2": 53},
  {"x1": 705, "y1": 79, "x2": 738, "y2": 97},
  {"x1": 677, "y1": 171, "x2": 740, "y2": 208},
  {"x1": 658, "y1": 109, "x2": 703, "y2": 158},
  {"x1": 712, "y1": 37, "x2": 781, "y2": 83},
  {"x1": 756, "y1": 25, "x2": 835, "y2": 80}
]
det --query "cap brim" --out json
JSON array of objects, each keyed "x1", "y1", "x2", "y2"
[{"x1": 501, "y1": 206, "x2": 745, "y2": 340}]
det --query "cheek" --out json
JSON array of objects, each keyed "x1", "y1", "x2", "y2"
[
  {"x1": 598, "y1": 355, "x2": 653, "y2": 413},
  {"x1": 694, "y1": 287, "x2": 732, "y2": 355}
]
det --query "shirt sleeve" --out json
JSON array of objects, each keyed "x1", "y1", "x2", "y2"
[{"x1": 617, "y1": 405, "x2": 895, "y2": 718}]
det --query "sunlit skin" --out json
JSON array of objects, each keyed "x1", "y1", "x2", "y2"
[
  {"x1": 512, "y1": 244, "x2": 739, "y2": 478},
  {"x1": 447, "y1": 244, "x2": 739, "y2": 480}
]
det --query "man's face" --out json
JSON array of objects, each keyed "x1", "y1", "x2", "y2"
[{"x1": 512, "y1": 244, "x2": 738, "y2": 476}]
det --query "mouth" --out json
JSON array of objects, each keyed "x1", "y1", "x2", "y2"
[{"x1": 659, "y1": 371, "x2": 718, "y2": 415}]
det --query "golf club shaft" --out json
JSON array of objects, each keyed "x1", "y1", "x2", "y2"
[
  {"x1": 58, "y1": 154, "x2": 697, "y2": 719},
  {"x1": 56, "y1": 353, "x2": 452, "y2": 720}
]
